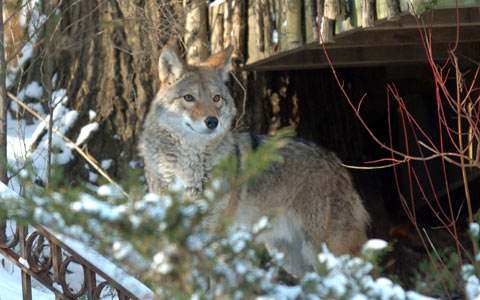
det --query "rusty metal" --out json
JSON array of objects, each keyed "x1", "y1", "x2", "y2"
[
  {"x1": 0, "y1": 224, "x2": 18, "y2": 249},
  {"x1": 26, "y1": 231, "x2": 53, "y2": 273},
  {"x1": 0, "y1": 221, "x2": 142, "y2": 300},
  {"x1": 59, "y1": 256, "x2": 87, "y2": 298}
]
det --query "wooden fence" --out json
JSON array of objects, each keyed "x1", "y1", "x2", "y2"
[{"x1": 206, "y1": 0, "x2": 480, "y2": 66}]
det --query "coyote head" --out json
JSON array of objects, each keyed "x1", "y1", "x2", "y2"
[{"x1": 150, "y1": 45, "x2": 237, "y2": 142}]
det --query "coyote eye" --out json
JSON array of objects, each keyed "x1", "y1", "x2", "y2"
[
  {"x1": 213, "y1": 95, "x2": 221, "y2": 102},
  {"x1": 183, "y1": 94, "x2": 194, "y2": 102}
]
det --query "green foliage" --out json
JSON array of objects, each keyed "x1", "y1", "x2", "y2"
[
  {"x1": 1, "y1": 129, "x2": 468, "y2": 299},
  {"x1": 411, "y1": 249, "x2": 463, "y2": 298}
]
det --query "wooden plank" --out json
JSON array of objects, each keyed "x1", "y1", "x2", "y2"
[
  {"x1": 305, "y1": 0, "x2": 316, "y2": 43},
  {"x1": 210, "y1": 3, "x2": 225, "y2": 54},
  {"x1": 327, "y1": 26, "x2": 480, "y2": 48},
  {"x1": 437, "y1": 0, "x2": 480, "y2": 8},
  {"x1": 376, "y1": 0, "x2": 388, "y2": 19},
  {"x1": 86, "y1": 269, "x2": 96, "y2": 300},
  {"x1": 373, "y1": 7, "x2": 480, "y2": 29},
  {"x1": 247, "y1": 0, "x2": 264, "y2": 63},
  {"x1": 245, "y1": 41, "x2": 479, "y2": 70},
  {"x1": 361, "y1": 0, "x2": 375, "y2": 27},
  {"x1": 51, "y1": 244, "x2": 63, "y2": 300},
  {"x1": 285, "y1": 0, "x2": 303, "y2": 49},
  {"x1": 336, "y1": 0, "x2": 362, "y2": 33}
]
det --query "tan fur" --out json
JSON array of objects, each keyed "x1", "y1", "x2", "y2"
[{"x1": 138, "y1": 46, "x2": 370, "y2": 278}]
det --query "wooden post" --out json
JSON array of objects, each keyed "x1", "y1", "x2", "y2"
[
  {"x1": 285, "y1": 0, "x2": 303, "y2": 50},
  {"x1": 51, "y1": 244, "x2": 63, "y2": 300},
  {"x1": 255, "y1": 0, "x2": 265, "y2": 51},
  {"x1": 325, "y1": 0, "x2": 346, "y2": 20},
  {"x1": 362, "y1": 0, "x2": 375, "y2": 27},
  {"x1": 224, "y1": 0, "x2": 233, "y2": 47},
  {"x1": 184, "y1": 0, "x2": 209, "y2": 63},
  {"x1": 86, "y1": 269, "x2": 96, "y2": 300},
  {"x1": 232, "y1": 0, "x2": 246, "y2": 64},
  {"x1": 211, "y1": 4, "x2": 225, "y2": 54},
  {"x1": 307, "y1": 0, "x2": 319, "y2": 42},
  {"x1": 262, "y1": 0, "x2": 273, "y2": 53},
  {"x1": 386, "y1": 0, "x2": 400, "y2": 20},
  {"x1": 320, "y1": 17, "x2": 335, "y2": 43},
  {"x1": 19, "y1": 226, "x2": 32, "y2": 300}
]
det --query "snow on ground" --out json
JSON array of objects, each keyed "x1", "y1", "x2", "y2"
[{"x1": 0, "y1": 262, "x2": 54, "y2": 300}]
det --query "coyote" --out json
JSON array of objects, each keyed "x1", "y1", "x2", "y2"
[{"x1": 138, "y1": 45, "x2": 370, "y2": 278}]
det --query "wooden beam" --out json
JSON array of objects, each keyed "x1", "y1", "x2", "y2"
[
  {"x1": 247, "y1": 42, "x2": 479, "y2": 70},
  {"x1": 372, "y1": 7, "x2": 480, "y2": 30},
  {"x1": 243, "y1": 25, "x2": 480, "y2": 70}
]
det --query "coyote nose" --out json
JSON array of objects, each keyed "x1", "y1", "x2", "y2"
[{"x1": 205, "y1": 116, "x2": 218, "y2": 130}]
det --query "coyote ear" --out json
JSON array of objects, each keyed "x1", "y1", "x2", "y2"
[
  {"x1": 158, "y1": 46, "x2": 185, "y2": 85},
  {"x1": 203, "y1": 45, "x2": 233, "y2": 82}
]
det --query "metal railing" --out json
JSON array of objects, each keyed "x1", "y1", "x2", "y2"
[{"x1": 0, "y1": 221, "x2": 140, "y2": 300}]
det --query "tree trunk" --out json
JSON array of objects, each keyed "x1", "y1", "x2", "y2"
[{"x1": 24, "y1": 0, "x2": 174, "y2": 181}]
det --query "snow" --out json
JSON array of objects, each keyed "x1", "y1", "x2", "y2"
[
  {"x1": 89, "y1": 171, "x2": 99, "y2": 182},
  {"x1": 75, "y1": 122, "x2": 99, "y2": 145},
  {"x1": 70, "y1": 193, "x2": 126, "y2": 221},
  {"x1": 89, "y1": 110, "x2": 97, "y2": 121},
  {"x1": 209, "y1": 0, "x2": 226, "y2": 7},
  {"x1": 0, "y1": 265, "x2": 54, "y2": 300},
  {"x1": 25, "y1": 81, "x2": 44, "y2": 99},
  {"x1": 272, "y1": 30, "x2": 279, "y2": 44},
  {"x1": 101, "y1": 159, "x2": 113, "y2": 170},
  {"x1": 252, "y1": 216, "x2": 269, "y2": 234},
  {"x1": 18, "y1": 257, "x2": 30, "y2": 268},
  {"x1": 470, "y1": 223, "x2": 480, "y2": 237},
  {"x1": 363, "y1": 239, "x2": 388, "y2": 251}
]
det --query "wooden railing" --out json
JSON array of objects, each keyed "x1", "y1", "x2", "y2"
[{"x1": 0, "y1": 221, "x2": 141, "y2": 300}]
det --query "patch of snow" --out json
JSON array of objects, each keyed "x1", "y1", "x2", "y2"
[
  {"x1": 101, "y1": 159, "x2": 113, "y2": 170},
  {"x1": 470, "y1": 223, "x2": 479, "y2": 238},
  {"x1": 209, "y1": 0, "x2": 226, "y2": 6},
  {"x1": 0, "y1": 263, "x2": 54, "y2": 300},
  {"x1": 51, "y1": 73, "x2": 58, "y2": 86},
  {"x1": 252, "y1": 216, "x2": 269, "y2": 234},
  {"x1": 88, "y1": 110, "x2": 97, "y2": 121},
  {"x1": 18, "y1": 257, "x2": 30, "y2": 268},
  {"x1": 363, "y1": 239, "x2": 388, "y2": 252},
  {"x1": 88, "y1": 171, "x2": 99, "y2": 183},
  {"x1": 272, "y1": 30, "x2": 279, "y2": 44},
  {"x1": 97, "y1": 184, "x2": 123, "y2": 198},
  {"x1": 75, "y1": 122, "x2": 99, "y2": 146},
  {"x1": 128, "y1": 160, "x2": 137, "y2": 169},
  {"x1": 25, "y1": 81, "x2": 43, "y2": 99},
  {"x1": 70, "y1": 193, "x2": 125, "y2": 221},
  {"x1": 17, "y1": 42, "x2": 34, "y2": 69},
  {"x1": 152, "y1": 252, "x2": 172, "y2": 274}
]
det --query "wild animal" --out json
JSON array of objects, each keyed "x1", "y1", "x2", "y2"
[{"x1": 138, "y1": 45, "x2": 370, "y2": 278}]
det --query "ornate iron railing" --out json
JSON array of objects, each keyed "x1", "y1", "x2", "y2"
[{"x1": 0, "y1": 221, "x2": 141, "y2": 300}]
